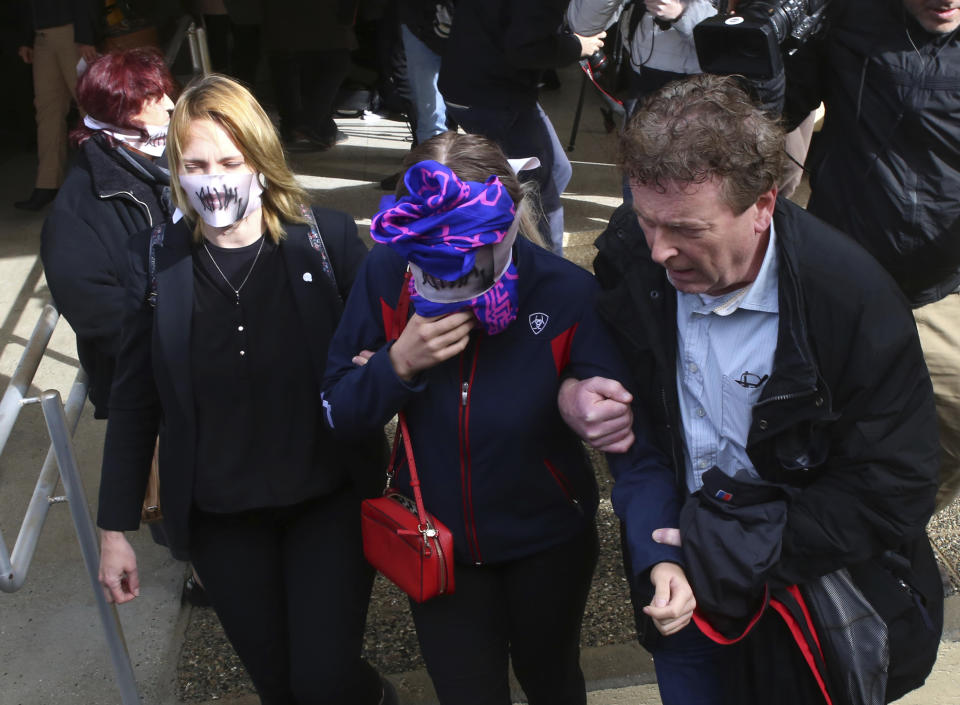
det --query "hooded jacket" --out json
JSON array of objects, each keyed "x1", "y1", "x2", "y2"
[
  {"x1": 595, "y1": 198, "x2": 942, "y2": 700},
  {"x1": 783, "y1": 0, "x2": 960, "y2": 306}
]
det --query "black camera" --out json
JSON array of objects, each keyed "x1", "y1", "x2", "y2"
[{"x1": 694, "y1": 0, "x2": 830, "y2": 79}]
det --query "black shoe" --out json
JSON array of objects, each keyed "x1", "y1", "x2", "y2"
[
  {"x1": 14, "y1": 188, "x2": 58, "y2": 211},
  {"x1": 181, "y1": 574, "x2": 210, "y2": 607},
  {"x1": 304, "y1": 126, "x2": 348, "y2": 150},
  {"x1": 379, "y1": 172, "x2": 400, "y2": 191},
  {"x1": 378, "y1": 676, "x2": 398, "y2": 705},
  {"x1": 282, "y1": 129, "x2": 325, "y2": 153}
]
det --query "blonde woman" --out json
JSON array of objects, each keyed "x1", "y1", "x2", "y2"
[{"x1": 96, "y1": 75, "x2": 394, "y2": 705}]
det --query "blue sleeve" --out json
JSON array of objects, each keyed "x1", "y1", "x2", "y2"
[
  {"x1": 321, "y1": 245, "x2": 427, "y2": 438},
  {"x1": 566, "y1": 282, "x2": 684, "y2": 577}
]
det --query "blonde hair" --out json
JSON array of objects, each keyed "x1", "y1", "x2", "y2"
[
  {"x1": 167, "y1": 74, "x2": 309, "y2": 243},
  {"x1": 398, "y1": 132, "x2": 544, "y2": 247}
]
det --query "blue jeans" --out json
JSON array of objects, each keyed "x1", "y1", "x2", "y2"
[
  {"x1": 401, "y1": 24, "x2": 447, "y2": 144},
  {"x1": 445, "y1": 102, "x2": 571, "y2": 255}
]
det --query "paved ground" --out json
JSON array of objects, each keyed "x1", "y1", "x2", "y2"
[{"x1": 0, "y1": 63, "x2": 958, "y2": 705}]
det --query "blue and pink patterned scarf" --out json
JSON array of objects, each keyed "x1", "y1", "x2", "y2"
[{"x1": 371, "y1": 160, "x2": 520, "y2": 335}]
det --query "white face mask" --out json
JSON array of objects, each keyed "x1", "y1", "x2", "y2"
[
  {"x1": 179, "y1": 172, "x2": 264, "y2": 227},
  {"x1": 82, "y1": 115, "x2": 169, "y2": 157}
]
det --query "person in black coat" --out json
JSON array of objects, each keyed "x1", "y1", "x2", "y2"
[
  {"x1": 96, "y1": 74, "x2": 394, "y2": 705},
  {"x1": 560, "y1": 75, "x2": 941, "y2": 705},
  {"x1": 438, "y1": 0, "x2": 606, "y2": 254},
  {"x1": 41, "y1": 48, "x2": 176, "y2": 419}
]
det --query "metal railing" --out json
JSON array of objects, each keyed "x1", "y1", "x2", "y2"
[
  {"x1": 165, "y1": 15, "x2": 212, "y2": 75},
  {"x1": 0, "y1": 304, "x2": 139, "y2": 705}
]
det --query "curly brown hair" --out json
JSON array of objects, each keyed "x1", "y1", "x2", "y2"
[{"x1": 618, "y1": 74, "x2": 784, "y2": 214}]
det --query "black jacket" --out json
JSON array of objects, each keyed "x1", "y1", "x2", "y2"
[
  {"x1": 41, "y1": 137, "x2": 169, "y2": 418},
  {"x1": 19, "y1": 0, "x2": 98, "y2": 45},
  {"x1": 97, "y1": 209, "x2": 373, "y2": 556},
  {"x1": 783, "y1": 0, "x2": 960, "y2": 306},
  {"x1": 595, "y1": 199, "x2": 942, "y2": 701},
  {"x1": 438, "y1": 0, "x2": 581, "y2": 109}
]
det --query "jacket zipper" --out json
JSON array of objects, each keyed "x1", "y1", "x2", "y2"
[
  {"x1": 99, "y1": 190, "x2": 153, "y2": 227},
  {"x1": 458, "y1": 338, "x2": 482, "y2": 565},
  {"x1": 543, "y1": 459, "x2": 582, "y2": 513}
]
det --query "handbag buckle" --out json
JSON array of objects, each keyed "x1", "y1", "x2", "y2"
[{"x1": 419, "y1": 523, "x2": 438, "y2": 539}]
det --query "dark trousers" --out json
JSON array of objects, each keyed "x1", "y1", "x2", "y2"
[
  {"x1": 651, "y1": 613, "x2": 826, "y2": 705},
  {"x1": 204, "y1": 14, "x2": 262, "y2": 91},
  {"x1": 409, "y1": 523, "x2": 599, "y2": 705},
  {"x1": 269, "y1": 49, "x2": 351, "y2": 139},
  {"x1": 444, "y1": 102, "x2": 572, "y2": 255},
  {"x1": 189, "y1": 489, "x2": 381, "y2": 705}
]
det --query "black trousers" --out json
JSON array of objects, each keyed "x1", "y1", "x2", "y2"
[
  {"x1": 269, "y1": 49, "x2": 351, "y2": 138},
  {"x1": 190, "y1": 489, "x2": 381, "y2": 705},
  {"x1": 409, "y1": 522, "x2": 599, "y2": 705}
]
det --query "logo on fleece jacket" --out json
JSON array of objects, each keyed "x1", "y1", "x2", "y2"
[{"x1": 528, "y1": 312, "x2": 549, "y2": 335}]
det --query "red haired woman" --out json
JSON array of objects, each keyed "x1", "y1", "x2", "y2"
[{"x1": 41, "y1": 48, "x2": 176, "y2": 419}]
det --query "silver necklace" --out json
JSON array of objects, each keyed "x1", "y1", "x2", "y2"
[{"x1": 203, "y1": 235, "x2": 266, "y2": 305}]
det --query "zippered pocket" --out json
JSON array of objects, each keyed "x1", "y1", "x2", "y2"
[{"x1": 543, "y1": 459, "x2": 582, "y2": 512}]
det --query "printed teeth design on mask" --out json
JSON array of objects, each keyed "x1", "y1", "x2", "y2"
[
  {"x1": 144, "y1": 133, "x2": 166, "y2": 149},
  {"x1": 195, "y1": 186, "x2": 245, "y2": 215}
]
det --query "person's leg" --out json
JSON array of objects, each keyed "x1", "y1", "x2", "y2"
[
  {"x1": 230, "y1": 21, "x2": 262, "y2": 91},
  {"x1": 445, "y1": 103, "x2": 570, "y2": 254},
  {"x1": 780, "y1": 110, "x2": 816, "y2": 200},
  {"x1": 189, "y1": 508, "x2": 295, "y2": 705},
  {"x1": 400, "y1": 24, "x2": 446, "y2": 144},
  {"x1": 203, "y1": 14, "x2": 232, "y2": 74},
  {"x1": 299, "y1": 49, "x2": 351, "y2": 145},
  {"x1": 505, "y1": 523, "x2": 599, "y2": 705},
  {"x1": 650, "y1": 622, "x2": 730, "y2": 705},
  {"x1": 409, "y1": 563, "x2": 512, "y2": 705},
  {"x1": 283, "y1": 490, "x2": 382, "y2": 705},
  {"x1": 32, "y1": 25, "x2": 75, "y2": 190},
  {"x1": 269, "y1": 50, "x2": 302, "y2": 141},
  {"x1": 531, "y1": 103, "x2": 572, "y2": 255},
  {"x1": 914, "y1": 292, "x2": 960, "y2": 510}
]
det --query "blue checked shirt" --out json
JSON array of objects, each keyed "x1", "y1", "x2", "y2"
[{"x1": 675, "y1": 224, "x2": 780, "y2": 493}]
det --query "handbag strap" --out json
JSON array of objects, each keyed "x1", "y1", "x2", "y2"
[{"x1": 385, "y1": 271, "x2": 431, "y2": 527}]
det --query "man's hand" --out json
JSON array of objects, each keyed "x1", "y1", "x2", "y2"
[
  {"x1": 558, "y1": 377, "x2": 634, "y2": 452},
  {"x1": 99, "y1": 530, "x2": 140, "y2": 604},
  {"x1": 76, "y1": 43, "x2": 97, "y2": 64},
  {"x1": 644, "y1": 561, "x2": 696, "y2": 636},
  {"x1": 389, "y1": 311, "x2": 476, "y2": 381},
  {"x1": 576, "y1": 31, "x2": 606, "y2": 58},
  {"x1": 18, "y1": 46, "x2": 33, "y2": 64},
  {"x1": 644, "y1": 0, "x2": 685, "y2": 21}
]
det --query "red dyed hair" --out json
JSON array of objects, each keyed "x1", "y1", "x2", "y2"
[{"x1": 71, "y1": 48, "x2": 178, "y2": 147}]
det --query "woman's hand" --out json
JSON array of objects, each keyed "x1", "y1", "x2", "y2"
[
  {"x1": 99, "y1": 530, "x2": 140, "y2": 604},
  {"x1": 389, "y1": 311, "x2": 476, "y2": 381}
]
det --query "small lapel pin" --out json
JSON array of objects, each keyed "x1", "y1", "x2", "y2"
[{"x1": 303, "y1": 272, "x2": 313, "y2": 282}]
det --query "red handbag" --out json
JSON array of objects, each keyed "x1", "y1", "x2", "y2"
[
  {"x1": 359, "y1": 272, "x2": 455, "y2": 602},
  {"x1": 361, "y1": 413, "x2": 455, "y2": 602}
]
